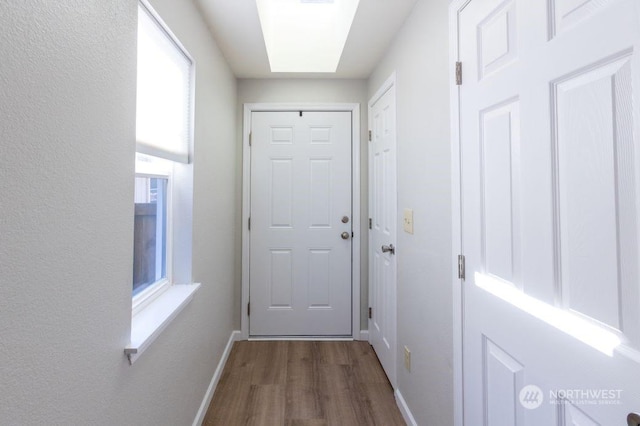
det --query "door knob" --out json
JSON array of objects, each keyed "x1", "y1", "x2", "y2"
[
  {"x1": 341, "y1": 232, "x2": 350, "y2": 240},
  {"x1": 629, "y1": 413, "x2": 640, "y2": 426},
  {"x1": 381, "y1": 244, "x2": 395, "y2": 255}
]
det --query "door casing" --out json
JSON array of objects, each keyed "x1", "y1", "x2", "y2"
[
  {"x1": 450, "y1": 2, "x2": 471, "y2": 426},
  {"x1": 241, "y1": 103, "x2": 362, "y2": 340}
]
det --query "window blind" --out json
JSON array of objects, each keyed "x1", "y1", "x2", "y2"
[{"x1": 136, "y1": 3, "x2": 192, "y2": 164}]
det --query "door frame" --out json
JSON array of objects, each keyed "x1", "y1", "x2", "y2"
[
  {"x1": 367, "y1": 72, "x2": 398, "y2": 389},
  {"x1": 241, "y1": 103, "x2": 362, "y2": 340},
  {"x1": 450, "y1": 2, "x2": 470, "y2": 426}
]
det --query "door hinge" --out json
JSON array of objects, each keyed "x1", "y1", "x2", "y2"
[
  {"x1": 369, "y1": 218, "x2": 372, "y2": 229},
  {"x1": 368, "y1": 130, "x2": 372, "y2": 142},
  {"x1": 455, "y1": 62, "x2": 462, "y2": 86},
  {"x1": 247, "y1": 302, "x2": 250, "y2": 316},
  {"x1": 249, "y1": 131, "x2": 252, "y2": 146},
  {"x1": 368, "y1": 307, "x2": 372, "y2": 319},
  {"x1": 458, "y1": 254, "x2": 466, "y2": 280},
  {"x1": 248, "y1": 217, "x2": 251, "y2": 230}
]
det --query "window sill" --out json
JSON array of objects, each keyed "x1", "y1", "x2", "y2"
[{"x1": 125, "y1": 283, "x2": 201, "y2": 365}]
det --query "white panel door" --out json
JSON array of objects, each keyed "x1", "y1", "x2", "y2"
[
  {"x1": 250, "y1": 111, "x2": 352, "y2": 336},
  {"x1": 457, "y1": 0, "x2": 640, "y2": 423},
  {"x1": 369, "y1": 83, "x2": 397, "y2": 387}
]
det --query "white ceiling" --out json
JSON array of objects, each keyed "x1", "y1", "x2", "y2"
[{"x1": 195, "y1": 0, "x2": 419, "y2": 79}]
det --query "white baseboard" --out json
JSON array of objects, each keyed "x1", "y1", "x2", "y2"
[
  {"x1": 359, "y1": 330, "x2": 369, "y2": 341},
  {"x1": 395, "y1": 389, "x2": 418, "y2": 426},
  {"x1": 192, "y1": 330, "x2": 241, "y2": 426}
]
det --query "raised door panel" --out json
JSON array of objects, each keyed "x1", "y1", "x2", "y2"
[
  {"x1": 549, "y1": 0, "x2": 618, "y2": 38},
  {"x1": 270, "y1": 159, "x2": 294, "y2": 228},
  {"x1": 371, "y1": 251, "x2": 382, "y2": 335},
  {"x1": 553, "y1": 53, "x2": 636, "y2": 334},
  {"x1": 483, "y1": 337, "x2": 524, "y2": 426},
  {"x1": 308, "y1": 249, "x2": 331, "y2": 308},
  {"x1": 382, "y1": 255, "x2": 393, "y2": 350},
  {"x1": 270, "y1": 250, "x2": 293, "y2": 308},
  {"x1": 559, "y1": 401, "x2": 601, "y2": 426},
  {"x1": 478, "y1": 0, "x2": 517, "y2": 79},
  {"x1": 271, "y1": 126, "x2": 294, "y2": 144},
  {"x1": 309, "y1": 159, "x2": 332, "y2": 228},
  {"x1": 373, "y1": 110, "x2": 384, "y2": 232},
  {"x1": 480, "y1": 99, "x2": 521, "y2": 286},
  {"x1": 310, "y1": 126, "x2": 332, "y2": 144}
]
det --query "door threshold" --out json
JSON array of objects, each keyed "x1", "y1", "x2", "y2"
[{"x1": 248, "y1": 336, "x2": 354, "y2": 341}]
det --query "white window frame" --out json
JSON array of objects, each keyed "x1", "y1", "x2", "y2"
[
  {"x1": 132, "y1": 159, "x2": 174, "y2": 316},
  {"x1": 131, "y1": 0, "x2": 193, "y2": 314},
  {"x1": 125, "y1": 0, "x2": 199, "y2": 365}
]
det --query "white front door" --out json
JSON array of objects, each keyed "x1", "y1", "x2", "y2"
[
  {"x1": 249, "y1": 111, "x2": 352, "y2": 336},
  {"x1": 456, "y1": 0, "x2": 640, "y2": 423},
  {"x1": 369, "y1": 80, "x2": 397, "y2": 387}
]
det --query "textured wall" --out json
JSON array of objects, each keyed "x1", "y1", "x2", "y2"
[
  {"x1": 0, "y1": 0, "x2": 237, "y2": 424},
  {"x1": 368, "y1": 0, "x2": 454, "y2": 424},
  {"x1": 236, "y1": 78, "x2": 370, "y2": 330}
]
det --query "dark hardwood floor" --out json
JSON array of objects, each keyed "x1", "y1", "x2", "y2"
[{"x1": 202, "y1": 341, "x2": 406, "y2": 426}]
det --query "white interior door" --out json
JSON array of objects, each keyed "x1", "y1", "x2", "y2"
[
  {"x1": 249, "y1": 111, "x2": 352, "y2": 336},
  {"x1": 457, "y1": 0, "x2": 640, "y2": 423},
  {"x1": 369, "y1": 82, "x2": 397, "y2": 387}
]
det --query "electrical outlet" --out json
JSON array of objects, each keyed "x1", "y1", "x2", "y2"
[
  {"x1": 404, "y1": 346, "x2": 411, "y2": 371},
  {"x1": 403, "y1": 209, "x2": 414, "y2": 234}
]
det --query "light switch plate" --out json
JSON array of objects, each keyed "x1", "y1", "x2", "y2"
[
  {"x1": 403, "y1": 208, "x2": 414, "y2": 234},
  {"x1": 404, "y1": 346, "x2": 411, "y2": 371}
]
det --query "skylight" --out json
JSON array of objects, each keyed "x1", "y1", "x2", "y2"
[{"x1": 256, "y1": 0, "x2": 360, "y2": 73}]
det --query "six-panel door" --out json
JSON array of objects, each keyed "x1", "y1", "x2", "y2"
[
  {"x1": 369, "y1": 86, "x2": 398, "y2": 388},
  {"x1": 458, "y1": 0, "x2": 640, "y2": 423},
  {"x1": 250, "y1": 111, "x2": 353, "y2": 336}
]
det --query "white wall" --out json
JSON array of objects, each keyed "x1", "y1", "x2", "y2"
[
  {"x1": 0, "y1": 0, "x2": 237, "y2": 424},
  {"x1": 236, "y1": 78, "x2": 370, "y2": 329},
  {"x1": 368, "y1": 0, "x2": 453, "y2": 424}
]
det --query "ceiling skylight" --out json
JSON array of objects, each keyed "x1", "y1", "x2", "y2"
[{"x1": 256, "y1": 0, "x2": 360, "y2": 73}]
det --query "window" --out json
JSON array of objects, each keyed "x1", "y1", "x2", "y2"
[
  {"x1": 133, "y1": 155, "x2": 170, "y2": 299},
  {"x1": 133, "y1": 0, "x2": 193, "y2": 308},
  {"x1": 126, "y1": 0, "x2": 198, "y2": 365}
]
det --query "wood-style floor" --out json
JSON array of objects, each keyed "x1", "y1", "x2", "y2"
[{"x1": 202, "y1": 341, "x2": 406, "y2": 426}]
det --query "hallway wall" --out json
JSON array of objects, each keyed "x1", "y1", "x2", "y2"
[
  {"x1": 0, "y1": 0, "x2": 237, "y2": 424},
  {"x1": 368, "y1": 0, "x2": 454, "y2": 424},
  {"x1": 235, "y1": 78, "x2": 370, "y2": 330}
]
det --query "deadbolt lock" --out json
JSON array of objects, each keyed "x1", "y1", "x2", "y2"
[{"x1": 342, "y1": 216, "x2": 349, "y2": 223}]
